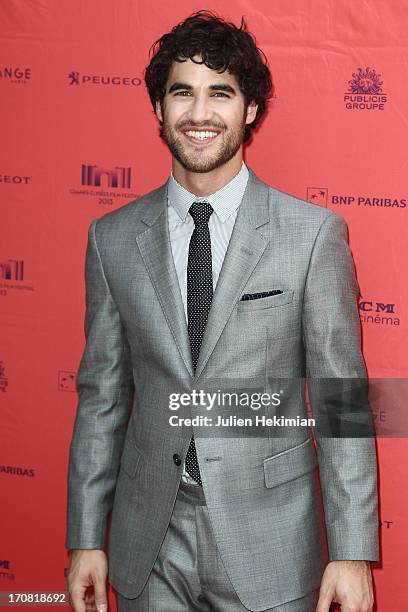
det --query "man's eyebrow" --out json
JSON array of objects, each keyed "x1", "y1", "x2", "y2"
[
  {"x1": 167, "y1": 82, "x2": 237, "y2": 95},
  {"x1": 209, "y1": 84, "x2": 236, "y2": 95}
]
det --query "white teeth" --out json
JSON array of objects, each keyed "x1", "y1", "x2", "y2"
[{"x1": 185, "y1": 130, "x2": 218, "y2": 140}]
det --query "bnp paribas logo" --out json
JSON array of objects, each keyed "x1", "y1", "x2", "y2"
[
  {"x1": 307, "y1": 188, "x2": 328, "y2": 208},
  {"x1": 344, "y1": 67, "x2": 388, "y2": 111}
]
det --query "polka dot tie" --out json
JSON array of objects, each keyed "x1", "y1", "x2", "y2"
[{"x1": 185, "y1": 201, "x2": 214, "y2": 486}]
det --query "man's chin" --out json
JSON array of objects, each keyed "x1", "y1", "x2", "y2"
[
  {"x1": 173, "y1": 153, "x2": 226, "y2": 174},
  {"x1": 163, "y1": 134, "x2": 242, "y2": 173},
  {"x1": 180, "y1": 162, "x2": 226, "y2": 174}
]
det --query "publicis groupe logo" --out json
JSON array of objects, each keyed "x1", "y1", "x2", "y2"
[
  {"x1": 69, "y1": 163, "x2": 139, "y2": 206},
  {"x1": 307, "y1": 188, "x2": 406, "y2": 209},
  {"x1": 0, "y1": 66, "x2": 31, "y2": 84},
  {"x1": 0, "y1": 361, "x2": 8, "y2": 393},
  {"x1": 0, "y1": 259, "x2": 34, "y2": 295},
  {"x1": 344, "y1": 67, "x2": 388, "y2": 110},
  {"x1": 358, "y1": 299, "x2": 400, "y2": 326},
  {"x1": 68, "y1": 71, "x2": 142, "y2": 87}
]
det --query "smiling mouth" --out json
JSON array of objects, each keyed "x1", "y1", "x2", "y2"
[{"x1": 182, "y1": 129, "x2": 220, "y2": 144}]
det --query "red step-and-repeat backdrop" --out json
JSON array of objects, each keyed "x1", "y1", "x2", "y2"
[{"x1": 1, "y1": 1, "x2": 407, "y2": 610}]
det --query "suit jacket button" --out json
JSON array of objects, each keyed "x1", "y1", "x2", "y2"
[{"x1": 173, "y1": 453, "x2": 181, "y2": 466}]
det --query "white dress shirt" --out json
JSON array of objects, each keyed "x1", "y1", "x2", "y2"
[{"x1": 166, "y1": 161, "x2": 249, "y2": 484}]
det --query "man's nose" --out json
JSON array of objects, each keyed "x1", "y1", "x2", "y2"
[{"x1": 189, "y1": 95, "x2": 213, "y2": 124}]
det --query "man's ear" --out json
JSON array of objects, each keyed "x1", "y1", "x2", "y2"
[
  {"x1": 245, "y1": 100, "x2": 258, "y2": 125},
  {"x1": 155, "y1": 99, "x2": 163, "y2": 122}
]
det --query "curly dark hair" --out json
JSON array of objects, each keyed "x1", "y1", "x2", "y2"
[{"x1": 144, "y1": 10, "x2": 274, "y2": 143}]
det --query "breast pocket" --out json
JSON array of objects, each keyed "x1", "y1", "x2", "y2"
[{"x1": 236, "y1": 290, "x2": 294, "y2": 312}]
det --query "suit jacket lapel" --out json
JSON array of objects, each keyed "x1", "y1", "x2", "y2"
[
  {"x1": 134, "y1": 166, "x2": 271, "y2": 380},
  {"x1": 135, "y1": 183, "x2": 194, "y2": 377},
  {"x1": 194, "y1": 167, "x2": 270, "y2": 378}
]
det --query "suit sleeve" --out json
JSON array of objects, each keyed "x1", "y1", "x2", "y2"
[
  {"x1": 302, "y1": 212, "x2": 379, "y2": 562},
  {"x1": 65, "y1": 218, "x2": 134, "y2": 550}
]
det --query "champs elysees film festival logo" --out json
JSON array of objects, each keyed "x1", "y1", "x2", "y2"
[
  {"x1": 0, "y1": 259, "x2": 34, "y2": 295},
  {"x1": 344, "y1": 66, "x2": 387, "y2": 110},
  {"x1": 69, "y1": 163, "x2": 139, "y2": 205}
]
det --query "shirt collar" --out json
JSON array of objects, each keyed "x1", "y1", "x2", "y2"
[{"x1": 167, "y1": 161, "x2": 249, "y2": 223}]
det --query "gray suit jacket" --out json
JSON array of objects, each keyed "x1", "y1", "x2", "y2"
[{"x1": 65, "y1": 166, "x2": 379, "y2": 611}]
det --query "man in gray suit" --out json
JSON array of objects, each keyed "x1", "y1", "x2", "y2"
[{"x1": 66, "y1": 11, "x2": 379, "y2": 612}]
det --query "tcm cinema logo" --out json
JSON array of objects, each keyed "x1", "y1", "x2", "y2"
[
  {"x1": 307, "y1": 188, "x2": 328, "y2": 207},
  {"x1": 69, "y1": 163, "x2": 139, "y2": 206},
  {"x1": 344, "y1": 67, "x2": 387, "y2": 110},
  {"x1": 331, "y1": 194, "x2": 406, "y2": 209},
  {"x1": 358, "y1": 299, "x2": 400, "y2": 327},
  {"x1": 0, "y1": 361, "x2": 8, "y2": 393},
  {"x1": 68, "y1": 71, "x2": 142, "y2": 87},
  {"x1": 82, "y1": 164, "x2": 131, "y2": 189},
  {"x1": 0, "y1": 259, "x2": 34, "y2": 295},
  {"x1": 0, "y1": 66, "x2": 31, "y2": 84},
  {"x1": 0, "y1": 173, "x2": 31, "y2": 185}
]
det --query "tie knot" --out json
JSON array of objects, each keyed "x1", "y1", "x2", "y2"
[{"x1": 189, "y1": 201, "x2": 214, "y2": 226}]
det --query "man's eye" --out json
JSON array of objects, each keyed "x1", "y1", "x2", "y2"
[{"x1": 173, "y1": 91, "x2": 229, "y2": 98}]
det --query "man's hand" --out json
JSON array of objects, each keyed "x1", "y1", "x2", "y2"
[
  {"x1": 66, "y1": 549, "x2": 108, "y2": 612},
  {"x1": 316, "y1": 560, "x2": 374, "y2": 612}
]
